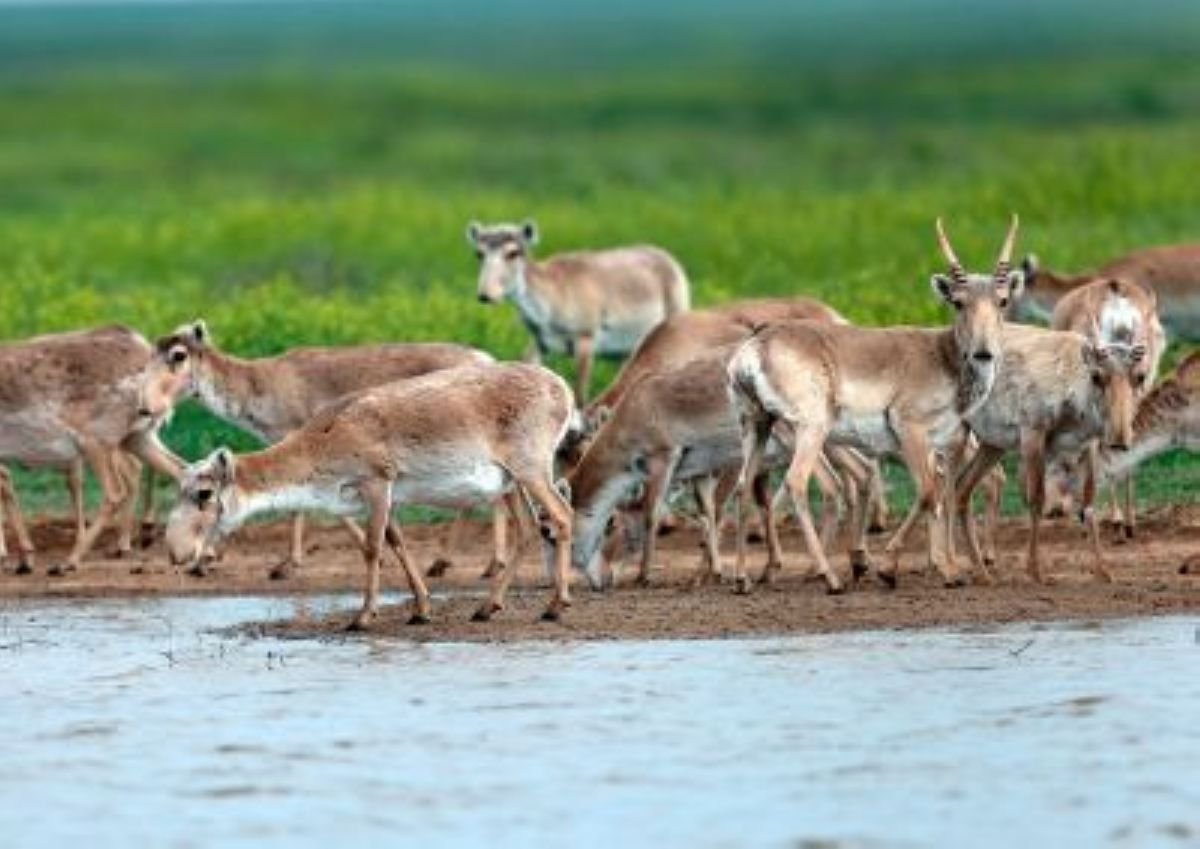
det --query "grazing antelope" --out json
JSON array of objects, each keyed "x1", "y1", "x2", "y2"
[
  {"x1": 1046, "y1": 351, "x2": 1200, "y2": 519},
  {"x1": 729, "y1": 216, "x2": 1021, "y2": 592},
  {"x1": 163, "y1": 363, "x2": 576, "y2": 629},
  {"x1": 0, "y1": 326, "x2": 183, "y2": 575},
  {"x1": 1017, "y1": 244, "x2": 1200, "y2": 340},
  {"x1": 953, "y1": 324, "x2": 1148, "y2": 584},
  {"x1": 565, "y1": 347, "x2": 872, "y2": 591},
  {"x1": 467, "y1": 219, "x2": 690, "y2": 401},
  {"x1": 1050, "y1": 277, "x2": 1166, "y2": 539},
  {"x1": 141, "y1": 321, "x2": 498, "y2": 579},
  {"x1": 571, "y1": 296, "x2": 893, "y2": 532}
]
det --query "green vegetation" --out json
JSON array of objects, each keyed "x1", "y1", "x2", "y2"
[{"x1": 0, "y1": 0, "x2": 1196, "y2": 514}]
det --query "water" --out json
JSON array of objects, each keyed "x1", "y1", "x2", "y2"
[{"x1": 1, "y1": 596, "x2": 1197, "y2": 849}]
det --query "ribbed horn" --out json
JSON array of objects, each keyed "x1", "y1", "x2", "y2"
[
  {"x1": 994, "y1": 213, "x2": 1019, "y2": 285},
  {"x1": 935, "y1": 217, "x2": 968, "y2": 285}
]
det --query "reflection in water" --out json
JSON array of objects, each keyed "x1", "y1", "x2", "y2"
[{"x1": 1, "y1": 596, "x2": 1198, "y2": 848}]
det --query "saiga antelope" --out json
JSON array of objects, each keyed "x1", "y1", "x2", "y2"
[
  {"x1": 141, "y1": 321, "x2": 500, "y2": 579},
  {"x1": 566, "y1": 347, "x2": 873, "y2": 591},
  {"x1": 164, "y1": 363, "x2": 576, "y2": 629},
  {"x1": 467, "y1": 219, "x2": 690, "y2": 401},
  {"x1": 0, "y1": 326, "x2": 182, "y2": 575},
  {"x1": 953, "y1": 324, "x2": 1148, "y2": 583},
  {"x1": 570, "y1": 296, "x2": 892, "y2": 532},
  {"x1": 729, "y1": 216, "x2": 1021, "y2": 591},
  {"x1": 1017, "y1": 244, "x2": 1200, "y2": 340},
  {"x1": 1050, "y1": 277, "x2": 1166, "y2": 539}
]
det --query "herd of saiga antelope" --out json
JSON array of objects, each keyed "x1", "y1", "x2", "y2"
[{"x1": 1, "y1": 216, "x2": 1198, "y2": 629}]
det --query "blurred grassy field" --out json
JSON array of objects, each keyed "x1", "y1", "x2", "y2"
[{"x1": 0, "y1": 0, "x2": 1196, "y2": 515}]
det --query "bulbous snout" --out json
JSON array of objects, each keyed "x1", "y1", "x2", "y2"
[
  {"x1": 477, "y1": 292, "x2": 498, "y2": 304},
  {"x1": 971, "y1": 349, "x2": 996, "y2": 364},
  {"x1": 1107, "y1": 439, "x2": 1130, "y2": 452}
]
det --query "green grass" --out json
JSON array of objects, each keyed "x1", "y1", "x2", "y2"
[{"x1": 0, "y1": 0, "x2": 1196, "y2": 516}]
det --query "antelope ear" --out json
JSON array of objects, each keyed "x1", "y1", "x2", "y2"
[
  {"x1": 1020, "y1": 254, "x2": 1039, "y2": 287},
  {"x1": 466, "y1": 221, "x2": 481, "y2": 246},
  {"x1": 1001, "y1": 269, "x2": 1025, "y2": 302},
  {"x1": 521, "y1": 219, "x2": 539, "y2": 246},
  {"x1": 211, "y1": 447, "x2": 236, "y2": 484},
  {"x1": 190, "y1": 319, "x2": 209, "y2": 347},
  {"x1": 931, "y1": 274, "x2": 960, "y2": 306},
  {"x1": 1082, "y1": 341, "x2": 1107, "y2": 371}
]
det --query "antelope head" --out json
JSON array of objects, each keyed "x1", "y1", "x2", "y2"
[
  {"x1": 466, "y1": 219, "x2": 538, "y2": 303},
  {"x1": 930, "y1": 215, "x2": 1023, "y2": 410},
  {"x1": 141, "y1": 320, "x2": 210, "y2": 417},
  {"x1": 1083, "y1": 338, "x2": 1148, "y2": 452},
  {"x1": 164, "y1": 447, "x2": 237, "y2": 568}
]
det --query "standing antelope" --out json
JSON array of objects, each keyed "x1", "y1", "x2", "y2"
[
  {"x1": 953, "y1": 324, "x2": 1148, "y2": 583},
  {"x1": 1050, "y1": 277, "x2": 1165, "y2": 538},
  {"x1": 569, "y1": 296, "x2": 893, "y2": 532},
  {"x1": 728, "y1": 217, "x2": 1021, "y2": 592},
  {"x1": 163, "y1": 363, "x2": 576, "y2": 629},
  {"x1": 0, "y1": 326, "x2": 182, "y2": 575},
  {"x1": 1017, "y1": 244, "x2": 1200, "y2": 340},
  {"x1": 141, "y1": 321, "x2": 499, "y2": 579},
  {"x1": 1045, "y1": 351, "x2": 1200, "y2": 519},
  {"x1": 467, "y1": 219, "x2": 690, "y2": 401},
  {"x1": 566, "y1": 346, "x2": 871, "y2": 591}
]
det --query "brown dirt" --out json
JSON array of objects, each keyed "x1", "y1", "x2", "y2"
[{"x1": 1, "y1": 508, "x2": 1197, "y2": 642}]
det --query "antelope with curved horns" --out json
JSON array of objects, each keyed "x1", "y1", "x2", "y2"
[
  {"x1": 953, "y1": 324, "x2": 1148, "y2": 584},
  {"x1": 728, "y1": 216, "x2": 1021, "y2": 592},
  {"x1": 467, "y1": 219, "x2": 690, "y2": 402},
  {"x1": 1016, "y1": 243, "x2": 1200, "y2": 341},
  {"x1": 1049, "y1": 277, "x2": 1166, "y2": 539},
  {"x1": 140, "y1": 320, "x2": 501, "y2": 579},
  {"x1": 0, "y1": 325, "x2": 183, "y2": 575},
  {"x1": 163, "y1": 363, "x2": 576, "y2": 629}
]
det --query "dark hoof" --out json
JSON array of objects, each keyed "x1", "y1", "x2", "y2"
[
  {"x1": 129, "y1": 565, "x2": 146, "y2": 576},
  {"x1": 634, "y1": 576, "x2": 652, "y2": 589},
  {"x1": 877, "y1": 570, "x2": 897, "y2": 589},
  {"x1": 1122, "y1": 524, "x2": 1135, "y2": 541},
  {"x1": 345, "y1": 616, "x2": 372, "y2": 632},
  {"x1": 850, "y1": 553, "x2": 871, "y2": 581},
  {"x1": 426, "y1": 558, "x2": 453, "y2": 578},
  {"x1": 745, "y1": 530, "x2": 765, "y2": 545},
  {"x1": 268, "y1": 562, "x2": 294, "y2": 581},
  {"x1": 1180, "y1": 557, "x2": 1198, "y2": 575},
  {"x1": 943, "y1": 574, "x2": 969, "y2": 589},
  {"x1": 186, "y1": 563, "x2": 209, "y2": 578},
  {"x1": 47, "y1": 563, "x2": 73, "y2": 578},
  {"x1": 108, "y1": 548, "x2": 128, "y2": 561},
  {"x1": 471, "y1": 603, "x2": 500, "y2": 623},
  {"x1": 540, "y1": 607, "x2": 563, "y2": 623},
  {"x1": 14, "y1": 561, "x2": 32, "y2": 576},
  {"x1": 867, "y1": 522, "x2": 887, "y2": 535},
  {"x1": 139, "y1": 524, "x2": 157, "y2": 550},
  {"x1": 733, "y1": 576, "x2": 753, "y2": 596},
  {"x1": 406, "y1": 612, "x2": 432, "y2": 626}
]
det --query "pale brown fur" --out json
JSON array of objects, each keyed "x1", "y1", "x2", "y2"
[
  {"x1": 143, "y1": 321, "x2": 499, "y2": 578},
  {"x1": 163, "y1": 363, "x2": 575, "y2": 628},
  {"x1": 468, "y1": 219, "x2": 690, "y2": 401},
  {"x1": 1049, "y1": 277, "x2": 1163, "y2": 538},
  {"x1": 954, "y1": 324, "x2": 1146, "y2": 584},
  {"x1": 0, "y1": 325, "x2": 183, "y2": 574},
  {"x1": 729, "y1": 218, "x2": 1022, "y2": 592},
  {"x1": 565, "y1": 347, "x2": 870, "y2": 591},
  {"x1": 1018, "y1": 245, "x2": 1200, "y2": 340}
]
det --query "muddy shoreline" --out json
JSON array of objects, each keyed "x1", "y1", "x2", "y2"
[{"x1": 1, "y1": 508, "x2": 1197, "y2": 642}]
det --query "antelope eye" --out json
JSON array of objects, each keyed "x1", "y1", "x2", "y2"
[
  {"x1": 1091, "y1": 373, "x2": 1104, "y2": 387},
  {"x1": 503, "y1": 247, "x2": 521, "y2": 260},
  {"x1": 998, "y1": 297, "x2": 1009, "y2": 309},
  {"x1": 474, "y1": 249, "x2": 484, "y2": 260},
  {"x1": 195, "y1": 487, "x2": 215, "y2": 507},
  {"x1": 170, "y1": 347, "x2": 188, "y2": 365}
]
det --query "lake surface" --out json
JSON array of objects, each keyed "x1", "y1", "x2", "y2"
[{"x1": 1, "y1": 596, "x2": 1198, "y2": 848}]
